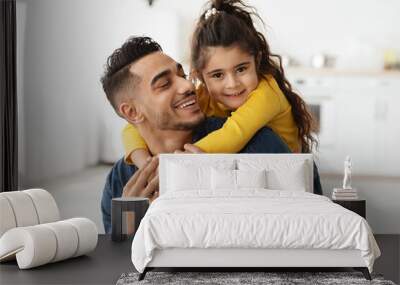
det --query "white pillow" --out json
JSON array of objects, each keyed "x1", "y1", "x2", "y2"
[
  {"x1": 238, "y1": 159, "x2": 309, "y2": 192},
  {"x1": 211, "y1": 168, "x2": 236, "y2": 190},
  {"x1": 167, "y1": 163, "x2": 210, "y2": 191},
  {"x1": 211, "y1": 169, "x2": 267, "y2": 190},
  {"x1": 266, "y1": 163, "x2": 307, "y2": 191},
  {"x1": 237, "y1": 169, "x2": 267, "y2": 189},
  {"x1": 166, "y1": 160, "x2": 235, "y2": 192}
]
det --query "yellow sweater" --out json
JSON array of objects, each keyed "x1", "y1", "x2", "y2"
[{"x1": 122, "y1": 75, "x2": 300, "y2": 164}]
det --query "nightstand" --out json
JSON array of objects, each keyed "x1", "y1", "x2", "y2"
[
  {"x1": 111, "y1": 197, "x2": 149, "y2": 242},
  {"x1": 332, "y1": 199, "x2": 366, "y2": 219}
]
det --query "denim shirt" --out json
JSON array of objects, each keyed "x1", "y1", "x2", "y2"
[{"x1": 101, "y1": 117, "x2": 323, "y2": 233}]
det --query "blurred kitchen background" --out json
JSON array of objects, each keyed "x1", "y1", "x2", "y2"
[{"x1": 16, "y1": 0, "x2": 400, "y2": 234}]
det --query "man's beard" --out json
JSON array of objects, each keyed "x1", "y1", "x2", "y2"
[{"x1": 154, "y1": 111, "x2": 206, "y2": 131}]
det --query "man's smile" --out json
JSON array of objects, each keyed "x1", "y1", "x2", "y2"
[{"x1": 173, "y1": 94, "x2": 198, "y2": 110}]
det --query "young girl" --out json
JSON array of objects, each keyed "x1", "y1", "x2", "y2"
[{"x1": 122, "y1": 0, "x2": 316, "y2": 168}]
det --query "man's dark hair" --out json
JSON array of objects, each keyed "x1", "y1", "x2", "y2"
[{"x1": 100, "y1": 36, "x2": 162, "y2": 113}]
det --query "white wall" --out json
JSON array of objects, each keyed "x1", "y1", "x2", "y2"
[
  {"x1": 18, "y1": 0, "x2": 105, "y2": 186},
  {"x1": 17, "y1": 0, "x2": 190, "y2": 186}
]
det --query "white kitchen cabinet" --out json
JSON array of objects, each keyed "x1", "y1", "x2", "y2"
[
  {"x1": 288, "y1": 71, "x2": 400, "y2": 177},
  {"x1": 373, "y1": 79, "x2": 400, "y2": 176},
  {"x1": 333, "y1": 78, "x2": 376, "y2": 175}
]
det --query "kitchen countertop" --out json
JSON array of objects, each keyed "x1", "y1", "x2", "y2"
[{"x1": 286, "y1": 67, "x2": 400, "y2": 78}]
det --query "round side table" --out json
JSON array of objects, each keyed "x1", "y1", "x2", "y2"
[{"x1": 111, "y1": 197, "x2": 149, "y2": 242}]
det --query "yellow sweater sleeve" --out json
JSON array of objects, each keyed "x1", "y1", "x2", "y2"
[
  {"x1": 194, "y1": 77, "x2": 281, "y2": 153},
  {"x1": 122, "y1": 123, "x2": 148, "y2": 164}
]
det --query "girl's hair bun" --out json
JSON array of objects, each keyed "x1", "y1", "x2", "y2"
[{"x1": 211, "y1": 0, "x2": 237, "y2": 14}]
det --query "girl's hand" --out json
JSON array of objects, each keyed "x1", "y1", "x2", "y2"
[
  {"x1": 173, "y1": 144, "x2": 204, "y2": 154},
  {"x1": 183, "y1": 144, "x2": 204, "y2": 154}
]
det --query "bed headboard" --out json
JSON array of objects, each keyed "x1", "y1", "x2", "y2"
[{"x1": 159, "y1": 153, "x2": 314, "y2": 194}]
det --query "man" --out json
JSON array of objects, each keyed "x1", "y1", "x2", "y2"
[{"x1": 100, "y1": 36, "x2": 322, "y2": 233}]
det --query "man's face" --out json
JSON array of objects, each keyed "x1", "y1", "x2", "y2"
[{"x1": 129, "y1": 52, "x2": 205, "y2": 130}]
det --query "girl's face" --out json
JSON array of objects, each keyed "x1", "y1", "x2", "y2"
[{"x1": 201, "y1": 45, "x2": 259, "y2": 110}]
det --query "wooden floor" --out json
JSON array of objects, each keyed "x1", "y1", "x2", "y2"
[
  {"x1": 1, "y1": 235, "x2": 398, "y2": 285},
  {"x1": 41, "y1": 164, "x2": 112, "y2": 234},
  {"x1": 373, "y1": 235, "x2": 400, "y2": 284}
]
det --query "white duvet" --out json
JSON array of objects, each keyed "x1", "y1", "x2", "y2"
[{"x1": 131, "y1": 190, "x2": 380, "y2": 273}]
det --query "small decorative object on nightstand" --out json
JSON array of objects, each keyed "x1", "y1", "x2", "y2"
[
  {"x1": 111, "y1": 197, "x2": 149, "y2": 242},
  {"x1": 332, "y1": 156, "x2": 359, "y2": 200},
  {"x1": 332, "y1": 199, "x2": 366, "y2": 219}
]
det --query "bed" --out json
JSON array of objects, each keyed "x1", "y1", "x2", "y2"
[{"x1": 130, "y1": 154, "x2": 381, "y2": 280}]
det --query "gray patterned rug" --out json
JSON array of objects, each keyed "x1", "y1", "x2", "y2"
[{"x1": 116, "y1": 271, "x2": 396, "y2": 285}]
